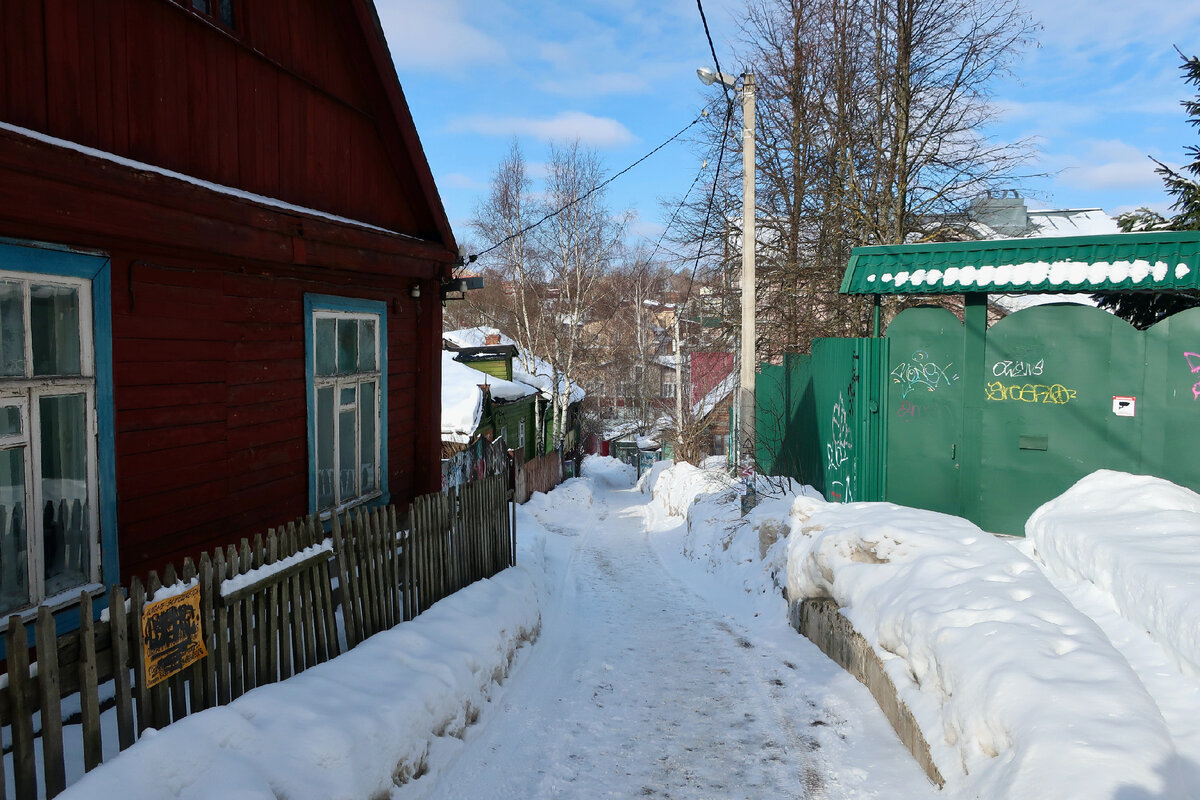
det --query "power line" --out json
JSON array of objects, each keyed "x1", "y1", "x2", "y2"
[{"x1": 469, "y1": 112, "x2": 708, "y2": 263}]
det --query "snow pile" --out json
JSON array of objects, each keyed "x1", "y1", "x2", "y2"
[
  {"x1": 1028, "y1": 470, "x2": 1200, "y2": 679},
  {"x1": 786, "y1": 499, "x2": 1182, "y2": 799},
  {"x1": 523, "y1": 477, "x2": 595, "y2": 536},
  {"x1": 580, "y1": 454, "x2": 636, "y2": 489},
  {"x1": 61, "y1": 552, "x2": 543, "y2": 799}
]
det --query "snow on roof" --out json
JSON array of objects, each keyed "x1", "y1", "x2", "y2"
[
  {"x1": 1027, "y1": 470, "x2": 1200, "y2": 679},
  {"x1": 786, "y1": 496, "x2": 1179, "y2": 798},
  {"x1": 441, "y1": 351, "x2": 537, "y2": 443},
  {"x1": 692, "y1": 369, "x2": 736, "y2": 420},
  {"x1": 444, "y1": 327, "x2": 586, "y2": 404},
  {"x1": 1026, "y1": 208, "x2": 1119, "y2": 237},
  {"x1": 0, "y1": 121, "x2": 416, "y2": 239}
]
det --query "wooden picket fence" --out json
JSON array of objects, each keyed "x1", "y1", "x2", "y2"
[
  {"x1": 0, "y1": 473, "x2": 513, "y2": 799},
  {"x1": 512, "y1": 448, "x2": 564, "y2": 504}
]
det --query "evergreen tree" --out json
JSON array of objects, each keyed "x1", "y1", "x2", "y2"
[{"x1": 1095, "y1": 51, "x2": 1200, "y2": 328}]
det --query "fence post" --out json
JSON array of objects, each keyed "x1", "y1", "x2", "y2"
[
  {"x1": 109, "y1": 583, "x2": 135, "y2": 750},
  {"x1": 7, "y1": 615, "x2": 36, "y2": 798},
  {"x1": 36, "y1": 605, "x2": 66, "y2": 797},
  {"x1": 78, "y1": 592, "x2": 102, "y2": 773}
]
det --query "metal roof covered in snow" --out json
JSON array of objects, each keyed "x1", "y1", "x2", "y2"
[{"x1": 840, "y1": 230, "x2": 1200, "y2": 295}]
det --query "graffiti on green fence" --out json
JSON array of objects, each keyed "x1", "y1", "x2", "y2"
[
  {"x1": 890, "y1": 350, "x2": 958, "y2": 398},
  {"x1": 985, "y1": 382, "x2": 1077, "y2": 404},
  {"x1": 1186, "y1": 352, "x2": 1200, "y2": 400}
]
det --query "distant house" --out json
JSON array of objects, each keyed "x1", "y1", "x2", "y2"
[
  {"x1": 444, "y1": 328, "x2": 585, "y2": 458},
  {"x1": 441, "y1": 349, "x2": 539, "y2": 462},
  {"x1": 0, "y1": 0, "x2": 457, "y2": 621}
]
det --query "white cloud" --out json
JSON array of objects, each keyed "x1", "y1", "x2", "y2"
[
  {"x1": 376, "y1": 0, "x2": 505, "y2": 73},
  {"x1": 440, "y1": 172, "x2": 487, "y2": 191},
  {"x1": 1050, "y1": 140, "x2": 1176, "y2": 192},
  {"x1": 449, "y1": 112, "x2": 635, "y2": 148}
]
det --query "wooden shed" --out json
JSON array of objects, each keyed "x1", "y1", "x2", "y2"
[{"x1": 0, "y1": 0, "x2": 457, "y2": 623}]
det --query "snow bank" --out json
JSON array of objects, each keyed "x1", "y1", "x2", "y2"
[
  {"x1": 787, "y1": 500, "x2": 1183, "y2": 799},
  {"x1": 1028, "y1": 470, "x2": 1200, "y2": 679},
  {"x1": 62, "y1": 557, "x2": 543, "y2": 800},
  {"x1": 580, "y1": 455, "x2": 636, "y2": 489}
]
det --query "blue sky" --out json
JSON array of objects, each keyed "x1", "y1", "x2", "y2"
[{"x1": 381, "y1": 0, "x2": 1200, "y2": 255}]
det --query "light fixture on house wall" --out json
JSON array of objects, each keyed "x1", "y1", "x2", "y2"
[{"x1": 409, "y1": 282, "x2": 421, "y2": 299}]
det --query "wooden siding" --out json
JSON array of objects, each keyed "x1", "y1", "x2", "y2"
[
  {"x1": 0, "y1": 0, "x2": 440, "y2": 239},
  {"x1": 109, "y1": 255, "x2": 429, "y2": 582}
]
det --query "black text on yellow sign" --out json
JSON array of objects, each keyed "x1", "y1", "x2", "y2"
[{"x1": 142, "y1": 585, "x2": 208, "y2": 688}]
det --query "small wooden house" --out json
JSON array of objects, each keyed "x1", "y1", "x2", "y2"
[{"x1": 0, "y1": 0, "x2": 457, "y2": 623}]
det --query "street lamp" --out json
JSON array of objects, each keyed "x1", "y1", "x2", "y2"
[{"x1": 698, "y1": 67, "x2": 756, "y2": 508}]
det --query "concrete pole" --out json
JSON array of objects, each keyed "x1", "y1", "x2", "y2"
[
  {"x1": 740, "y1": 73, "x2": 756, "y2": 481},
  {"x1": 674, "y1": 306, "x2": 684, "y2": 447}
]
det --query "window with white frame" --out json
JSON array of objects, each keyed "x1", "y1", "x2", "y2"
[
  {"x1": 518, "y1": 419, "x2": 526, "y2": 449},
  {"x1": 307, "y1": 298, "x2": 385, "y2": 514},
  {"x1": 0, "y1": 274, "x2": 99, "y2": 616}
]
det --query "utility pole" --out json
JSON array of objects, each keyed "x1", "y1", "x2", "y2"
[
  {"x1": 674, "y1": 305, "x2": 684, "y2": 447},
  {"x1": 739, "y1": 72, "x2": 756, "y2": 497},
  {"x1": 696, "y1": 68, "x2": 757, "y2": 508}
]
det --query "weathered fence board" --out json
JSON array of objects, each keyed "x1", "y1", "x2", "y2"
[{"x1": 0, "y1": 477, "x2": 514, "y2": 800}]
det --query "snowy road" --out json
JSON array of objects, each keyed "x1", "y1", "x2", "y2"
[{"x1": 401, "y1": 477, "x2": 938, "y2": 800}]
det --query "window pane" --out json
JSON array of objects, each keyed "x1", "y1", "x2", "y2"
[
  {"x1": 340, "y1": 386, "x2": 356, "y2": 407},
  {"x1": 31, "y1": 285, "x2": 81, "y2": 376},
  {"x1": 191, "y1": 0, "x2": 210, "y2": 12},
  {"x1": 360, "y1": 382, "x2": 375, "y2": 493},
  {"x1": 338, "y1": 407, "x2": 356, "y2": 501},
  {"x1": 0, "y1": 447, "x2": 28, "y2": 615},
  {"x1": 358, "y1": 319, "x2": 376, "y2": 372},
  {"x1": 317, "y1": 387, "x2": 335, "y2": 510},
  {"x1": 39, "y1": 393, "x2": 89, "y2": 595},
  {"x1": 0, "y1": 406, "x2": 20, "y2": 437},
  {"x1": 218, "y1": 0, "x2": 233, "y2": 25},
  {"x1": 337, "y1": 319, "x2": 358, "y2": 376},
  {"x1": 0, "y1": 281, "x2": 24, "y2": 377},
  {"x1": 315, "y1": 318, "x2": 336, "y2": 377}
]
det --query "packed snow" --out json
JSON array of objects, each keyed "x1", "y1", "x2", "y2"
[{"x1": 59, "y1": 460, "x2": 1200, "y2": 799}]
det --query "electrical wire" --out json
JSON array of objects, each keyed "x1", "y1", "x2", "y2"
[{"x1": 468, "y1": 112, "x2": 708, "y2": 263}]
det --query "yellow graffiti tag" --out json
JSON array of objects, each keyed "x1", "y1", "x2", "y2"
[{"x1": 984, "y1": 382, "x2": 1077, "y2": 404}]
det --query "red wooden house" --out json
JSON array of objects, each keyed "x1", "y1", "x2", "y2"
[{"x1": 0, "y1": 0, "x2": 456, "y2": 625}]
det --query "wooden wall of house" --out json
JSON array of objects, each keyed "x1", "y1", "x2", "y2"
[
  {"x1": 0, "y1": 128, "x2": 448, "y2": 586},
  {"x1": 0, "y1": 0, "x2": 438, "y2": 239},
  {"x1": 110, "y1": 253, "x2": 428, "y2": 581}
]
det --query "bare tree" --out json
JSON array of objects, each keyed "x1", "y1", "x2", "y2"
[{"x1": 680, "y1": 0, "x2": 1036, "y2": 361}]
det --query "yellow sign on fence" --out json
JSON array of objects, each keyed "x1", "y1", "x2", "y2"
[{"x1": 142, "y1": 585, "x2": 208, "y2": 687}]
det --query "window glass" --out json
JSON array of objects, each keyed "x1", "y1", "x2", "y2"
[
  {"x1": 0, "y1": 282, "x2": 24, "y2": 377},
  {"x1": 39, "y1": 393, "x2": 89, "y2": 595},
  {"x1": 338, "y1": 407, "x2": 356, "y2": 500},
  {"x1": 315, "y1": 318, "x2": 336, "y2": 376},
  {"x1": 218, "y1": 0, "x2": 234, "y2": 26},
  {"x1": 0, "y1": 447, "x2": 27, "y2": 615},
  {"x1": 358, "y1": 319, "x2": 376, "y2": 372},
  {"x1": 360, "y1": 381, "x2": 376, "y2": 493},
  {"x1": 340, "y1": 386, "x2": 355, "y2": 407},
  {"x1": 0, "y1": 406, "x2": 20, "y2": 437},
  {"x1": 31, "y1": 285, "x2": 81, "y2": 376},
  {"x1": 337, "y1": 319, "x2": 358, "y2": 375},
  {"x1": 316, "y1": 387, "x2": 335, "y2": 510}
]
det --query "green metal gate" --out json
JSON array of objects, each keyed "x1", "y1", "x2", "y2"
[{"x1": 810, "y1": 337, "x2": 889, "y2": 503}]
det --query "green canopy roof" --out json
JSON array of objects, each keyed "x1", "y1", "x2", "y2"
[{"x1": 840, "y1": 230, "x2": 1200, "y2": 295}]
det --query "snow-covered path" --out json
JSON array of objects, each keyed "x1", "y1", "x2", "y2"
[{"x1": 402, "y1": 478, "x2": 938, "y2": 800}]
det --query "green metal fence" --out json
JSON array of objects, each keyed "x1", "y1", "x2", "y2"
[{"x1": 759, "y1": 304, "x2": 1200, "y2": 535}]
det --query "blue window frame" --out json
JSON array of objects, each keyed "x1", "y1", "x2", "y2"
[
  {"x1": 304, "y1": 295, "x2": 388, "y2": 516},
  {"x1": 0, "y1": 239, "x2": 117, "y2": 634}
]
